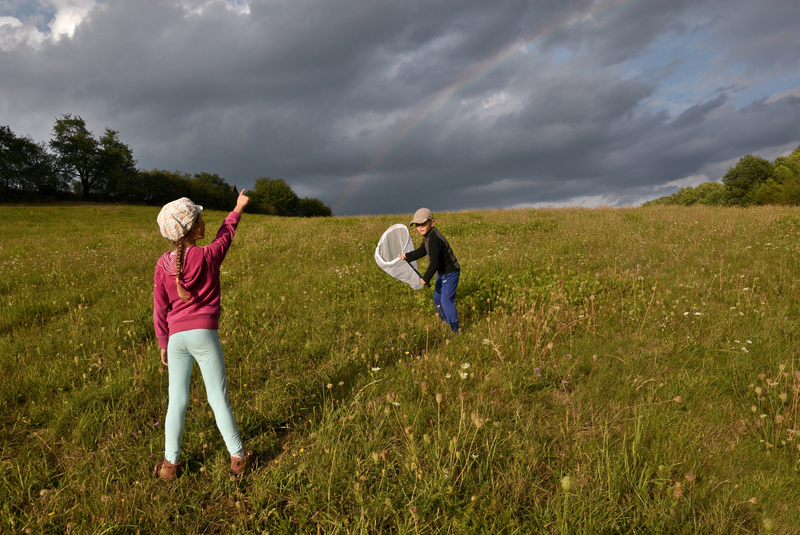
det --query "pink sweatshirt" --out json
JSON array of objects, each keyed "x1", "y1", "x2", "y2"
[{"x1": 153, "y1": 211, "x2": 240, "y2": 349}]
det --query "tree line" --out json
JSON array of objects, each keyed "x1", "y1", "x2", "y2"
[
  {"x1": 644, "y1": 143, "x2": 800, "y2": 207},
  {"x1": 0, "y1": 115, "x2": 332, "y2": 217}
]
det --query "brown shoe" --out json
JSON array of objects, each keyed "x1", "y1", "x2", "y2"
[
  {"x1": 154, "y1": 459, "x2": 183, "y2": 481},
  {"x1": 230, "y1": 451, "x2": 255, "y2": 476}
]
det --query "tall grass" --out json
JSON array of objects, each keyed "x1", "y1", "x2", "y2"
[{"x1": 1, "y1": 204, "x2": 799, "y2": 533}]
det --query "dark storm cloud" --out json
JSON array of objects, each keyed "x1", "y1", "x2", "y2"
[{"x1": 1, "y1": 0, "x2": 799, "y2": 214}]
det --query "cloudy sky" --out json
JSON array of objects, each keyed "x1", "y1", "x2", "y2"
[{"x1": 2, "y1": 0, "x2": 799, "y2": 215}]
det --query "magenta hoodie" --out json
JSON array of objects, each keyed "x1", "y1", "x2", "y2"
[{"x1": 153, "y1": 211, "x2": 240, "y2": 349}]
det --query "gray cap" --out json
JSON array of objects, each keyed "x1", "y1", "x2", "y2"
[{"x1": 410, "y1": 207, "x2": 434, "y2": 226}]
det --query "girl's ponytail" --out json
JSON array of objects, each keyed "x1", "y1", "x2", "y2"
[{"x1": 174, "y1": 238, "x2": 191, "y2": 302}]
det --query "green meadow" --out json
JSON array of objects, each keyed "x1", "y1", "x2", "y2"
[{"x1": 1, "y1": 203, "x2": 799, "y2": 534}]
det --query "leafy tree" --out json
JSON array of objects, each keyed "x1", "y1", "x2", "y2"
[
  {"x1": 98, "y1": 129, "x2": 138, "y2": 199},
  {"x1": 772, "y1": 156, "x2": 800, "y2": 185},
  {"x1": 693, "y1": 181, "x2": 725, "y2": 205},
  {"x1": 753, "y1": 179, "x2": 783, "y2": 205},
  {"x1": 297, "y1": 196, "x2": 333, "y2": 217},
  {"x1": 1, "y1": 125, "x2": 60, "y2": 200},
  {"x1": 792, "y1": 144, "x2": 800, "y2": 163},
  {"x1": 189, "y1": 172, "x2": 238, "y2": 211},
  {"x1": 50, "y1": 114, "x2": 137, "y2": 200},
  {"x1": 129, "y1": 169, "x2": 192, "y2": 206},
  {"x1": 721, "y1": 154, "x2": 774, "y2": 206},
  {"x1": 249, "y1": 177, "x2": 299, "y2": 216},
  {"x1": 642, "y1": 181, "x2": 725, "y2": 207}
]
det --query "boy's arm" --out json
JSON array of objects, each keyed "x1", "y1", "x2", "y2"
[
  {"x1": 421, "y1": 234, "x2": 441, "y2": 285},
  {"x1": 404, "y1": 243, "x2": 427, "y2": 262}
]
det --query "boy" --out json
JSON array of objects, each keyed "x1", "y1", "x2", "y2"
[{"x1": 400, "y1": 208, "x2": 461, "y2": 334}]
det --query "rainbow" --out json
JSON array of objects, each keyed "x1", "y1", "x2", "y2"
[{"x1": 333, "y1": 0, "x2": 639, "y2": 214}]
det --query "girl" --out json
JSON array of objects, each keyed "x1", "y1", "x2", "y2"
[{"x1": 153, "y1": 191, "x2": 254, "y2": 480}]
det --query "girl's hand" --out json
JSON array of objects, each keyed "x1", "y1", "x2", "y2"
[
  {"x1": 420, "y1": 278, "x2": 426, "y2": 286},
  {"x1": 161, "y1": 349, "x2": 169, "y2": 366},
  {"x1": 399, "y1": 252, "x2": 407, "y2": 260},
  {"x1": 234, "y1": 189, "x2": 250, "y2": 213}
]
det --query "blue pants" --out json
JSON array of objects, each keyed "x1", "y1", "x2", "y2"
[
  {"x1": 165, "y1": 329, "x2": 243, "y2": 463},
  {"x1": 433, "y1": 270, "x2": 460, "y2": 332}
]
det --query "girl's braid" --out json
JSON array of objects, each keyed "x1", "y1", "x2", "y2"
[{"x1": 174, "y1": 237, "x2": 191, "y2": 302}]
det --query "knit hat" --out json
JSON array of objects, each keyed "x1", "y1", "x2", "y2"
[
  {"x1": 157, "y1": 198, "x2": 203, "y2": 241},
  {"x1": 410, "y1": 207, "x2": 434, "y2": 226}
]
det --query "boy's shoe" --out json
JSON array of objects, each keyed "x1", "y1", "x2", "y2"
[
  {"x1": 154, "y1": 459, "x2": 183, "y2": 481},
  {"x1": 231, "y1": 451, "x2": 256, "y2": 476}
]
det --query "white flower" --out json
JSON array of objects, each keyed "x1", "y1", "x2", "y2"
[
  {"x1": 742, "y1": 347, "x2": 749, "y2": 353},
  {"x1": 694, "y1": 312, "x2": 702, "y2": 316},
  {"x1": 459, "y1": 371, "x2": 468, "y2": 379},
  {"x1": 746, "y1": 340, "x2": 752, "y2": 344},
  {"x1": 445, "y1": 373, "x2": 451, "y2": 379},
  {"x1": 392, "y1": 401, "x2": 400, "y2": 407},
  {"x1": 461, "y1": 363, "x2": 471, "y2": 370},
  {"x1": 482, "y1": 339, "x2": 491, "y2": 345},
  {"x1": 371, "y1": 367, "x2": 381, "y2": 372},
  {"x1": 683, "y1": 312, "x2": 689, "y2": 316}
]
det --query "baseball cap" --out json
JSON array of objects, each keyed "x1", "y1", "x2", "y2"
[
  {"x1": 157, "y1": 197, "x2": 203, "y2": 241},
  {"x1": 410, "y1": 208, "x2": 434, "y2": 226}
]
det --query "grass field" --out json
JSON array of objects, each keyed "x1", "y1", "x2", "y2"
[{"x1": 1, "y1": 203, "x2": 800, "y2": 534}]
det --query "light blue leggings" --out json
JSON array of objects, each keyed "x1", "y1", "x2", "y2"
[{"x1": 165, "y1": 329, "x2": 243, "y2": 463}]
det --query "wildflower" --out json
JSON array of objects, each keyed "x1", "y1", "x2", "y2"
[
  {"x1": 445, "y1": 373, "x2": 451, "y2": 379},
  {"x1": 751, "y1": 405, "x2": 757, "y2": 413},
  {"x1": 742, "y1": 347, "x2": 748, "y2": 353},
  {"x1": 779, "y1": 393, "x2": 788, "y2": 402},
  {"x1": 472, "y1": 413, "x2": 485, "y2": 428},
  {"x1": 560, "y1": 475, "x2": 573, "y2": 492},
  {"x1": 459, "y1": 371, "x2": 468, "y2": 379},
  {"x1": 746, "y1": 340, "x2": 752, "y2": 344},
  {"x1": 684, "y1": 472, "x2": 696, "y2": 482},
  {"x1": 755, "y1": 387, "x2": 762, "y2": 395},
  {"x1": 748, "y1": 497, "x2": 758, "y2": 504},
  {"x1": 461, "y1": 363, "x2": 471, "y2": 369},
  {"x1": 436, "y1": 393, "x2": 442, "y2": 404},
  {"x1": 371, "y1": 367, "x2": 381, "y2": 372}
]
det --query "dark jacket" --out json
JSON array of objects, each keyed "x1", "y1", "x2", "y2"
[{"x1": 406, "y1": 227, "x2": 460, "y2": 285}]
